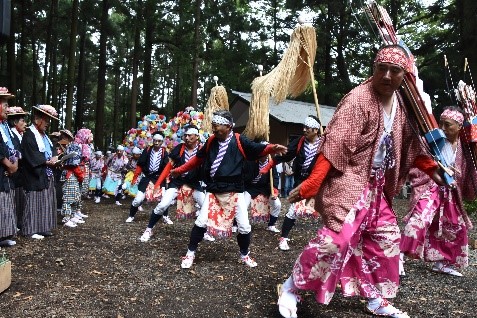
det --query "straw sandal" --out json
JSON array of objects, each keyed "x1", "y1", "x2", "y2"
[{"x1": 364, "y1": 299, "x2": 410, "y2": 318}]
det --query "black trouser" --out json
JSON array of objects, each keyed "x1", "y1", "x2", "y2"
[
  {"x1": 280, "y1": 216, "x2": 295, "y2": 238},
  {"x1": 188, "y1": 225, "x2": 251, "y2": 256}
]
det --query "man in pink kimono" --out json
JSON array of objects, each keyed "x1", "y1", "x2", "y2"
[
  {"x1": 277, "y1": 45, "x2": 444, "y2": 318},
  {"x1": 400, "y1": 106, "x2": 477, "y2": 277}
]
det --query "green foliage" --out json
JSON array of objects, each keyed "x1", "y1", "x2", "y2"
[
  {"x1": 464, "y1": 199, "x2": 477, "y2": 215},
  {"x1": 2, "y1": 0, "x2": 476, "y2": 146}
]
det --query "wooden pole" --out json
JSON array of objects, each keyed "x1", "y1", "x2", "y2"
[{"x1": 307, "y1": 55, "x2": 323, "y2": 135}]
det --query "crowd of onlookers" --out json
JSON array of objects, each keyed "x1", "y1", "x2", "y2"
[{"x1": 0, "y1": 87, "x2": 155, "y2": 246}]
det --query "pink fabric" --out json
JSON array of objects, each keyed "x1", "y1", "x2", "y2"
[
  {"x1": 374, "y1": 46, "x2": 410, "y2": 71},
  {"x1": 206, "y1": 192, "x2": 239, "y2": 238},
  {"x1": 441, "y1": 109, "x2": 464, "y2": 125},
  {"x1": 145, "y1": 182, "x2": 162, "y2": 202},
  {"x1": 74, "y1": 128, "x2": 93, "y2": 160},
  {"x1": 176, "y1": 185, "x2": 196, "y2": 219},
  {"x1": 294, "y1": 198, "x2": 318, "y2": 219},
  {"x1": 317, "y1": 79, "x2": 427, "y2": 233},
  {"x1": 250, "y1": 194, "x2": 270, "y2": 223},
  {"x1": 401, "y1": 185, "x2": 469, "y2": 268},
  {"x1": 292, "y1": 176, "x2": 400, "y2": 305}
]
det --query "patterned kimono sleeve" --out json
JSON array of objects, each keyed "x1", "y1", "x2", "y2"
[
  {"x1": 320, "y1": 93, "x2": 367, "y2": 173},
  {"x1": 461, "y1": 147, "x2": 477, "y2": 201}
]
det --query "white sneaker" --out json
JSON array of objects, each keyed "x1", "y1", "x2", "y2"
[
  {"x1": 64, "y1": 220, "x2": 78, "y2": 228},
  {"x1": 231, "y1": 226, "x2": 238, "y2": 233},
  {"x1": 163, "y1": 216, "x2": 173, "y2": 225},
  {"x1": 71, "y1": 216, "x2": 85, "y2": 224},
  {"x1": 0, "y1": 239, "x2": 16, "y2": 246},
  {"x1": 122, "y1": 195, "x2": 126, "y2": 200},
  {"x1": 138, "y1": 206, "x2": 144, "y2": 212},
  {"x1": 102, "y1": 194, "x2": 110, "y2": 198},
  {"x1": 203, "y1": 232, "x2": 215, "y2": 242},
  {"x1": 115, "y1": 201, "x2": 122, "y2": 206},
  {"x1": 181, "y1": 254, "x2": 195, "y2": 269},
  {"x1": 94, "y1": 197, "x2": 100, "y2": 203},
  {"x1": 267, "y1": 225, "x2": 280, "y2": 233},
  {"x1": 140, "y1": 228, "x2": 153, "y2": 242},
  {"x1": 432, "y1": 261, "x2": 463, "y2": 277},
  {"x1": 125, "y1": 216, "x2": 135, "y2": 223},
  {"x1": 279, "y1": 237, "x2": 290, "y2": 251},
  {"x1": 240, "y1": 253, "x2": 257, "y2": 268},
  {"x1": 76, "y1": 211, "x2": 88, "y2": 218},
  {"x1": 31, "y1": 233, "x2": 45, "y2": 240}
]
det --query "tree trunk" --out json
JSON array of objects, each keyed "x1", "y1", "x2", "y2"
[
  {"x1": 142, "y1": 0, "x2": 154, "y2": 114},
  {"x1": 42, "y1": 0, "x2": 57, "y2": 102},
  {"x1": 19, "y1": 0, "x2": 27, "y2": 106},
  {"x1": 65, "y1": 0, "x2": 79, "y2": 130},
  {"x1": 190, "y1": 0, "x2": 202, "y2": 108},
  {"x1": 31, "y1": 35, "x2": 38, "y2": 105},
  {"x1": 75, "y1": 20, "x2": 87, "y2": 131},
  {"x1": 7, "y1": 0, "x2": 15, "y2": 97},
  {"x1": 95, "y1": 0, "x2": 110, "y2": 150},
  {"x1": 130, "y1": 7, "x2": 142, "y2": 128},
  {"x1": 47, "y1": 1, "x2": 59, "y2": 106}
]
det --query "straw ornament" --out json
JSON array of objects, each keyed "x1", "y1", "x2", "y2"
[
  {"x1": 202, "y1": 81, "x2": 229, "y2": 134},
  {"x1": 243, "y1": 24, "x2": 317, "y2": 140}
]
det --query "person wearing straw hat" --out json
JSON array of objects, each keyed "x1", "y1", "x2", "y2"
[
  {"x1": 103, "y1": 144, "x2": 129, "y2": 205},
  {"x1": 0, "y1": 88, "x2": 19, "y2": 247},
  {"x1": 89, "y1": 150, "x2": 105, "y2": 203},
  {"x1": 21, "y1": 104, "x2": 59, "y2": 240},
  {"x1": 138, "y1": 125, "x2": 206, "y2": 242},
  {"x1": 400, "y1": 106, "x2": 477, "y2": 277},
  {"x1": 275, "y1": 45, "x2": 448, "y2": 318},
  {"x1": 260, "y1": 115, "x2": 323, "y2": 251},
  {"x1": 125, "y1": 131, "x2": 169, "y2": 223},
  {"x1": 5, "y1": 106, "x2": 28, "y2": 233},
  {"x1": 170, "y1": 110, "x2": 287, "y2": 269}
]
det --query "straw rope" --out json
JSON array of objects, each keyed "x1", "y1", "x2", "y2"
[
  {"x1": 244, "y1": 25, "x2": 317, "y2": 141},
  {"x1": 202, "y1": 85, "x2": 229, "y2": 134}
]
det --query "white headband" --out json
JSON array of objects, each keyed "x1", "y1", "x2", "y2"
[
  {"x1": 132, "y1": 147, "x2": 142, "y2": 154},
  {"x1": 117, "y1": 145, "x2": 124, "y2": 151},
  {"x1": 185, "y1": 127, "x2": 199, "y2": 135},
  {"x1": 153, "y1": 134, "x2": 164, "y2": 141},
  {"x1": 304, "y1": 116, "x2": 320, "y2": 129},
  {"x1": 212, "y1": 115, "x2": 232, "y2": 126}
]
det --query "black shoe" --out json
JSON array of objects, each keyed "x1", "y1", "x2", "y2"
[{"x1": 39, "y1": 231, "x2": 54, "y2": 237}]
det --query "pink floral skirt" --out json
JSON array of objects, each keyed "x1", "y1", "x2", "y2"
[
  {"x1": 176, "y1": 185, "x2": 196, "y2": 219},
  {"x1": 292, "y1": 175, "x2": 400, "y2": 304},
  {"x1": 400, "y1": 185, "x2": 468, "y2": 268}
]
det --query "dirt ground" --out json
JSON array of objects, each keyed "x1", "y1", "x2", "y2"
[{"x1": 0, "y1": 197, "x2": 476, "y2": 318}]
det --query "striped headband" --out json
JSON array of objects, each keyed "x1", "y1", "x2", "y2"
[
  {"x1": 304, "y1": 116, "x2": 320, "y2": 129},
  {"x1": 212, "y1": 115, "x2": 233, "y2": 126},
  {"x1": 441, "y1": 109, "x2": 464, "y2": 126},
  {"x1": 374, "y1": 46, "x2": 409, "y2": 71}
]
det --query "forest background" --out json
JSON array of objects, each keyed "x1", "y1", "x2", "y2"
[{"x1": 0, "y1": 0, "x2": 476, "y2": 150}]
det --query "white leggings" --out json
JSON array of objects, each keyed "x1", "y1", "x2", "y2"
[{"x1": 152, "y1": 187, "x2": 205, "y2": 215}]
